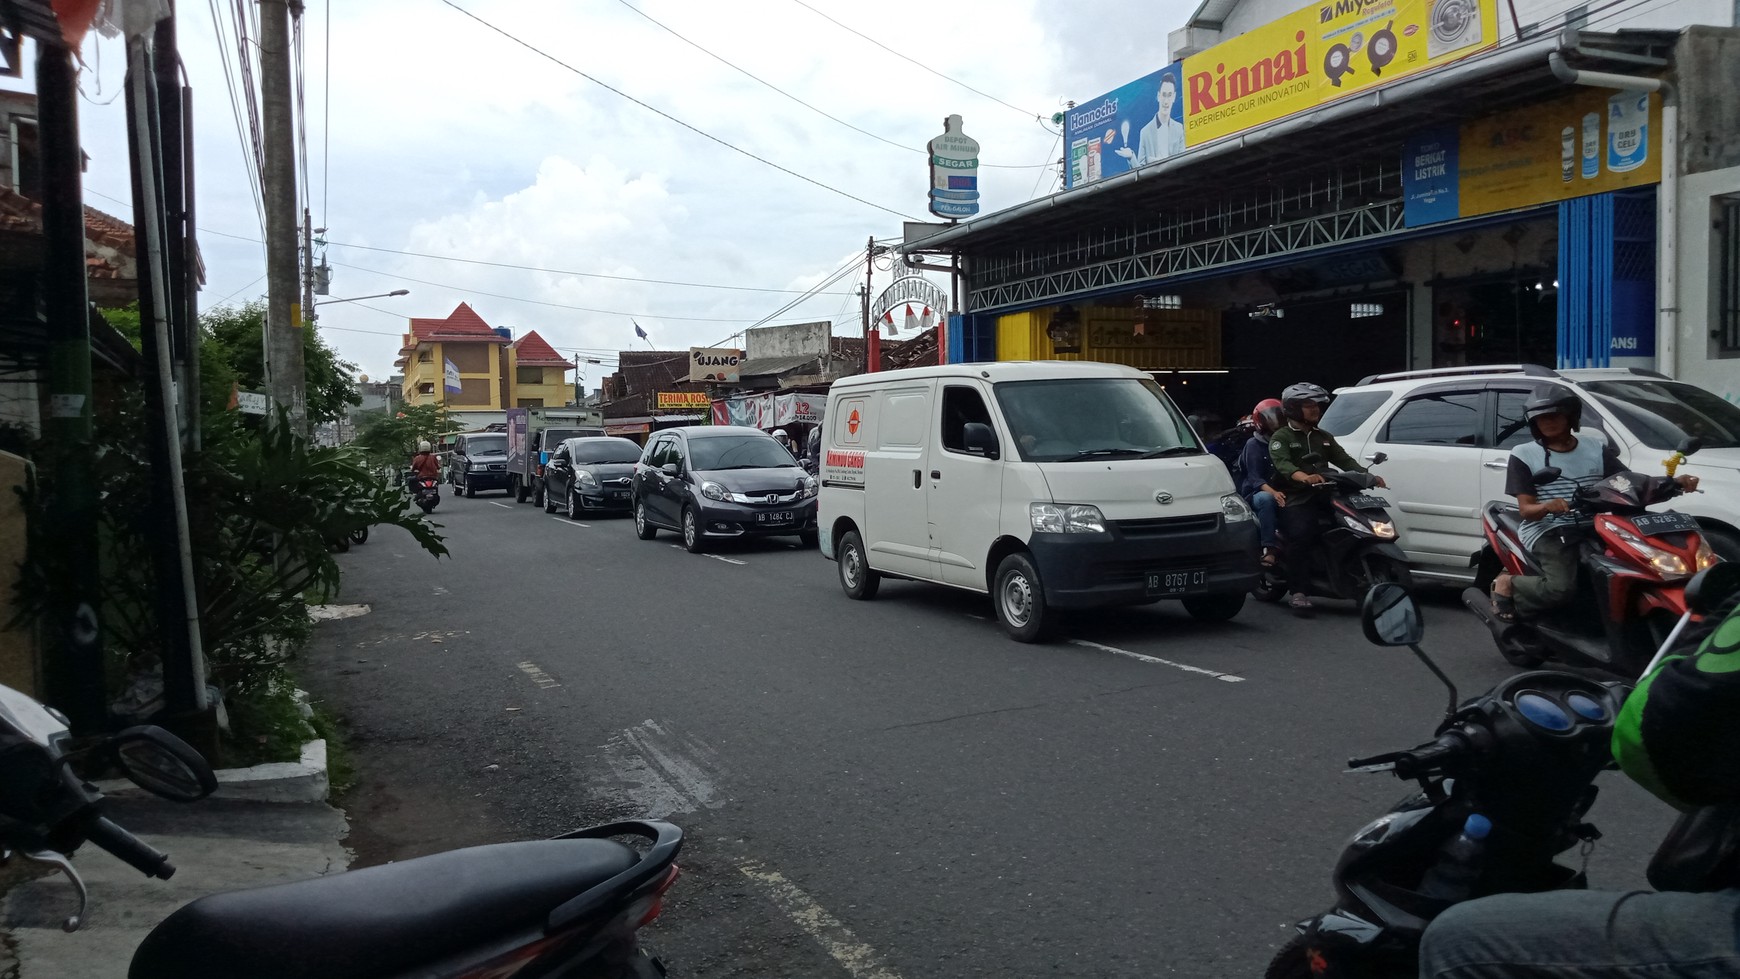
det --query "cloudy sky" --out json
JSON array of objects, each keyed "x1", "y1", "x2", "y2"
[{"x1": 9, "y1": 0, "x2": 1195, "y2": 384}]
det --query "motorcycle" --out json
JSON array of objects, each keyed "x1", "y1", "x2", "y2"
[
  {"x1": 1253, "y1": 452, "x2": 1412, "y2": 603},
  {"x1": 1267, "y1": 568, "x2": 1740, "y2": 979},
  {"x1": 0, "y1": 683, "x2": 683, "y2": 978},
  {"x1": 408, "y1": 473, "x2": 442, "y2": 514},
  {"x1": 1462, "y1": 439, "x2": 1721, "y2": 678}
]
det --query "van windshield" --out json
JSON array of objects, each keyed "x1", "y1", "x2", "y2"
[
  {"x1": 466, "y1": 436, "x2": 507, "y2": 456},
  {"x1": 993, "y1": 377, "x2": 1204, "y2": 462}
]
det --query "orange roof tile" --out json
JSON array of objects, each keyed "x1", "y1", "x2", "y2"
[{"x1": 512, "y1": 330, "x2": 570, "y2": 368}]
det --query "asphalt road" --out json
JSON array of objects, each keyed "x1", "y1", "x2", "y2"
[{"x1": 302, "y1": 486, "x2": 1680, "y2": 979}]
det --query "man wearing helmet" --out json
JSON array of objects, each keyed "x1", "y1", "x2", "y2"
[
  {"x1": 1489, "y1": 386, "x2": 1698, "y2": 621},
  {"x1": 1268, "y1": 382, "x2": 1385, "y2": 614},
  {"x1": 410, "y1": 440, "x2": 441, "y2": 483}
]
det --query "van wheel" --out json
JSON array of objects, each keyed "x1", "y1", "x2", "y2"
[
  {"x1": 634, "y1": 500, "x2": 658, "y2": 540},
  {"x1": 682, "y1": 507, "x2": 706, "y2": 553},
  {"x1": 515, "y1": 479, "x2": 530, "y2": 504},
  {"x1": 1183, "y1": 593, "x2": 1245, "y2": 622},
  {"x1": 994, "y1": 552, "x2": 1054, "y2": 643},
  {"x1": 837, "y1": 530, "x2": 880, "y2": 600}
]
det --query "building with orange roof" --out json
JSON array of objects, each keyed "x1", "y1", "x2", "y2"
[{"x1": 394, "y1": 302, "x2": 572, "y2": 409}]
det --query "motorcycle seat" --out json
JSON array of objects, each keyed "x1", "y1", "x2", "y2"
[
  {"x1": 1485, "y1": 501, "x2": 1527, "y2": 540},
  {"x1": 128, "y1": 838, "x2": 639, "y2": 979}
]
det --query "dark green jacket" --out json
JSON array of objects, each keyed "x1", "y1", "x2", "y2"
[{"x1": 1268, "y1": 424, "x2": 1365, "y2": 483}]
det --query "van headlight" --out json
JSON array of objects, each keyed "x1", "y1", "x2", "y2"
[
  {"x1": 700, "y1": 480, "x2": 729, "y2": 502},
  {"x1": 1220, "y1": 494, "x2": 1253, "y2": 522},
  {"x1": 1031, "y1": 503, "x2": 1108, "y2": 534}
]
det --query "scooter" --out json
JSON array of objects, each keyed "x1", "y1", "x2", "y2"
[
  {"x1": 408, "y1": 474, "x2": 442, "y2": 514},
  {"x1": 1252, "y1": 452, "x2": 1412, "y2": 603},
  {"x1": 1462, "y1": 440, "x2": 1721, "y2": 679},
  {"x1": 0, "y1": 685, "x2": 682, "y2": 978},
  {"x1": 1264, "y1": 566, "x2": 1740, "y2": 979}
]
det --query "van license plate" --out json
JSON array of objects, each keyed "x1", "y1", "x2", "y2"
[
  {"x1": 757, "y1": 511, "x2": 795, "y2": 526},
  {"x1": 1148, "y1": 568, "x2": 1207, "y2": 595}
]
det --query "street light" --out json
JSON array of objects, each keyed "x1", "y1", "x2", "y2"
[{"x1": 315, "y1": 289, "x2": 410, "y2": 306}]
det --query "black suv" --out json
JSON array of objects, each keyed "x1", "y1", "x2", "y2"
[
  {"x1": 544, "y1": 436, "x2": 643, "y2": 517},
  {"x1": 450, "y1": 431, "x2": 510, "y2": 497},
  {"x1": 633, "y1": 426, "x2": 818, "y2": 552}
]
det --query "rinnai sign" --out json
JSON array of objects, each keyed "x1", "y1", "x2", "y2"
[
  {"x1": 1064, "y1": 0, "x2": 1498, "y2": 187},
  {"x1": 656, "y1": 391, "x2": 710, "y2": 410},
  {"x1": 689, "y1": 347, "x2": 743, "y2": 383}
]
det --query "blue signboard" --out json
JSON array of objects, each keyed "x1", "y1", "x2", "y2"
[
  {"x1": 1062, "y1": 64, "x2": 1185, "y2": 190},
  {"x1": 1402, "y1": 125, "x2": 1461, "y2": 227}
]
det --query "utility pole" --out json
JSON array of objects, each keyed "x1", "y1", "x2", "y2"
[
  {"x1": 260, "y1": 0, "x2": 305, "y2": 432},
  {"x1": 861, "y1": 235, "x2": 874, "y2": 375},
  {"x1": 573, "y1": 352, "x2": 581, "y2": 406}
]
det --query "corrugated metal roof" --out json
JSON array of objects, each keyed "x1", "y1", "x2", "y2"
[{"x1": 736, "y1": 354, "x2": 819, "y2": 377}]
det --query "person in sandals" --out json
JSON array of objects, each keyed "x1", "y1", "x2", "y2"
[{"x1": 1490, "y1": 386, "x2": 1698, "y2": 621}]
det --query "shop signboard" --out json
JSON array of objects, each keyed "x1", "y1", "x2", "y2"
[
  {"x1": 689, "y1": 347, "x2": 743, "y2": 383},
  {"x1": 711, "y1": 400, "x2": 730, "y2": 426},
  {"x1": 656, "y1": 391, "x2": 710, "y2": 410},
  {"x1": 1401, "y1": 88, "x2": 1662, "y2": 227},
  {"x1": 775, "y1": 394, "x2": 825, "y2": 425},
  {"x1": 928, "y1": 115, "x2": 981, "y2": 218},
  {"x1": 1065, "y1": 0, "x2": 1497, "y2": 188}
]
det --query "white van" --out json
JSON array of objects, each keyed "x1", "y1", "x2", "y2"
[{"x1": 818, "y1": 362, "x2": 1261, "y2": 642}]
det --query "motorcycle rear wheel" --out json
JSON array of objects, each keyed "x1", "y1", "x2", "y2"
[{"x1": 1262, "y1": 936, "x2": 1315, "y2": 979}]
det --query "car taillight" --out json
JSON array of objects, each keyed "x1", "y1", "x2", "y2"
[
  {"x1": 535, "y1": 464, "x2": 544, "y2": 477},
  {"x1": 636, "y1": 864, "x2": 681, "y2": 929}
]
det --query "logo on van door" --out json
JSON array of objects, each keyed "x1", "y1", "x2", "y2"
[{"x1": 1155, "y1": 491, "x2": 1175, "y2": 504}]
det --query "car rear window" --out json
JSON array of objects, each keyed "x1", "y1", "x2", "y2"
[{"x1": 1320, "y1": 391, "x2": 1392, "y2": 436}]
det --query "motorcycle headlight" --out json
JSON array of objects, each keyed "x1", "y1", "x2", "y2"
[
  {"x1": 577, "y1": 470, "x2": 598, "y2": 488},
  {"x1": 1220, "y1": 494, "x2": 1253, "y2": 522},
  {"x1": 1611, "y1": 525, "x2": 1691, "y2": 579},
  {"x1": 1340, "y1": 512, "x2": 1397, "y2": 538},
  {"x1": 1694, "y1": 535, "x2": 1719, "y2": 571},
  {"x1": 700, "y1": 480, "x2": 729, "y2": 502},
  {"x1": 1030, "y1": 503, "x2": 1108, "y2": 534}
]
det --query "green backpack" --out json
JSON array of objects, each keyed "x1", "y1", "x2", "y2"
[{"x1": 1614, "y1": 603, "x2": 1740, "y2": 811}]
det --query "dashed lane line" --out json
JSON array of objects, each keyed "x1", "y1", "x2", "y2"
[
  {"x1": 1067, "y1": 638, "x2": 1246, "y2": 682},
  {"x1": 736, "y1": 861, "x2": 905, "y2": 979},
  {"x1": 669, "y1": 545, "x2": 746, "y2": 566},
  {"x1": 553, "y1": 517, "x2": 592, "y2": 528},
  {"x1": 490, "y1": 502, "x2": 514, "y2": 509},
  {"x1": 516, "y1": 661, "x2": 560, "y2": 689}
]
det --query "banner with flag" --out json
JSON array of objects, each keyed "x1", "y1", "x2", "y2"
[
  {"x1": 634, "y1": 322, "x2": 649, "y2": 340},
  {"x1": 444, "y1": 358, "x2": 463, "y2": 393},
  {"x1": 903, "y1": 304, "x2": 918, "y2": 336},
  {"x1": 881, "y1": 309, "x2": 897, "y2": 336}
]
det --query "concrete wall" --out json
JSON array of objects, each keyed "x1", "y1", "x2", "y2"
[
  {"x1": 1675, "y1": 162, "x2": 1740, "y2": 402},
  {"x1": 745, "y1": 321, "x2": 830, "y2": 361}
]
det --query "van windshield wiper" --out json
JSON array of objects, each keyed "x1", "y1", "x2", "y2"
[
  {"x1": 1054, "y1": 448, "x2": 1144, "y2": 463},
  {"x1": 1139, "y1": 446, "x2": 1205, "y2": 458}
]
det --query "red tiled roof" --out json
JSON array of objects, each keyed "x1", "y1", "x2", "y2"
[
  {"x1": 0, "y1": 188, "x2": 137, "y2": 279},
  {"x1": 399, "y1": 302, "x2": 510, "y2": 354},
  {"x1": 512, "y1": 331, "x2": 571, "y2": 368}
]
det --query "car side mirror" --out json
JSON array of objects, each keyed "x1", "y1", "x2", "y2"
[
  {"x1": 1677, "y1": 437, "x2": 1703, "y2": 457},
  {"x1": 963, "y1": 422, "x2": 1000, "y2": 460},
  {"x1": 1531, "y1": 466, "x2": 1563, "y2": 486},
  {"x1": 661, "y1": 463, "x2": 680, "y2": 477}
]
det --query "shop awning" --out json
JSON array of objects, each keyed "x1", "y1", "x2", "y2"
[{"x1": 904, "y1": 30, "x2": 1677, "y2": 255}]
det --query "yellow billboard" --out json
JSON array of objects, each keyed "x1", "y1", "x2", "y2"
[
  {"x1": 1183, "y1": 0, "x2": 1498, "y2": 147},
  {"x1": 1457, "y1": 88, "x2": 1661, "y2": 219}
]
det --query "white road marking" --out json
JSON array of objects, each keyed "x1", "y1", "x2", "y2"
[
  {"x1": 1067, "y1": 638, "x2": 1246, "y2": 682},
  {"x1": 597, "y1": 720, "x2": 727, "y2": 816},
  {"x1": 432, "y1": 586, "x2": 449, "y2": 596},
  {"x1": 737, "y1": 861, "x2": 905, "y2": 979},
  {"x1": 490, "y1": 502, "x2": 513, "y2": 509},
  {"x1": 669, "y1": 545, "x2": 746, "y2": 565},
  {"x1": 516, "y1": 661, "x2": 560, "y2": 689},
  {"x1": 553, "y1": 517, "x2": 592, "y2": 528}
]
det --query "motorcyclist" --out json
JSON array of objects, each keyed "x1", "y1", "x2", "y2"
[
  {"x1": 771, "y1": 428, "x2": 794, "y2": 457},
  {"x1": 1418, "y1": 589, "x2": 1740, "y2": 977},
  {"x1": 410, "y1": 440, "x2": 441, "y2": 487},
  {"x1": 1237, "y1": 399, "x2": 1287, "y2": 570},
  {"x1": 1267, "y1": 382, "x2": 1386, "y2": 616},
  {"x1": 1487, "y1": 387, "x2": 1698, "y2": 622}
]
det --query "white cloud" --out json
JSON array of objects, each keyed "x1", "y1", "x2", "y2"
[{"x1": 26, "y1": 0, "x2": 1193, "y2": 380}]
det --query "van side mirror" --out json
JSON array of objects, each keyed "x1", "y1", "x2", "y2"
[
  {"x1": 1531, "y1": 466, "x2": 1563, "y2": 486},
  {"x1": 963, "y1": 423, "x2": 1000, "y2": 460}
]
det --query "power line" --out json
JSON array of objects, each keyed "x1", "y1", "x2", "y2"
[
  {"x1": 321, "y1": 0, "x2": 331, "y2": 229},
  {"x1": 787, "y1": 0, "x2": 1040, "y2": 121},
  {"x1": 438, "y1": 0, "x2": 922, "y2": 221},
  {"x1": 194, "y1": 226, "x2": 858, "y2": 295}
]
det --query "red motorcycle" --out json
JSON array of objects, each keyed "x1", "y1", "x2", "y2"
[{"x1": 1462, "y1": 443, "x2": 1721, "y2": 678}]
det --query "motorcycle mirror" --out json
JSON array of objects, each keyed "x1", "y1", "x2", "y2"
[
  {"x1": 1686, "y1": 563, "x2": 1740, "y2": 617},
  {"x1": 1361, "y1": 583, "x2": 1424, "y2": 646},
  {"x1": 1369, "y1": 452, "x2": 1388, "y2": 466},
  {"x1": 1677, "y1": 437, "x2": 1703, "y2": 457},
  {"x1": 1531, "y1": 466, "x2": 1563, "y2": 486},
  {"x1": 111, "y1": 726, "x2": 217, "y2": 802}
]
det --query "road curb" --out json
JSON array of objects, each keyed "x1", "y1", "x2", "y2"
[{"x1": 95, "y1": 738, "x2": 329, "y2": 804}]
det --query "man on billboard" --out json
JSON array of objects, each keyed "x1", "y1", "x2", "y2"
[{"x1": 1117, "y1": 69, "x2": 1185, "y2": 167}]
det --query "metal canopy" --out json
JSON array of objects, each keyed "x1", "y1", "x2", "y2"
[{"x1": 912, "y1": 30, "x2": 1675, "y2": 285}]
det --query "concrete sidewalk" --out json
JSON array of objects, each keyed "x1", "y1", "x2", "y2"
[{"x1": 1, "y1": 796, "x2": 349, "y2": 978}]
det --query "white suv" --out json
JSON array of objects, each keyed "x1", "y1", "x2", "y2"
[{"x1": 1319, "y1": 365, "x2": 1740, "y2": 584}]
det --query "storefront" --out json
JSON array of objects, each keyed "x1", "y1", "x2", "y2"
[{"x1": 908, "y1": 24, "x2": 1740, "y2": 418}]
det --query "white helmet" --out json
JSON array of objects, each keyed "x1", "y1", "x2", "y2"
[
  {"x1": 417, "y1": 440, "x2": 432, "y2": 453},
  {"x1": 772, "y1": 428, "x2": 790, "y2": 442}
]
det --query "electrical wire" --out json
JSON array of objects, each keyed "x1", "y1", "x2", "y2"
[
  {"x1": 1029, "y1": 132, "x2": 1061, "y2": 199},
  {"x1": 438, "y1": 0, "x2": 922, "y2": 221},
  {"x1": 207, "y1": 0, "x2": 269, "y2": 250},
  {"x1": 786, "y1": 0, "x2": 1041, "y2": 121},
  {"x1": 322, "y1": 0, "x2": 331, "y2": 229},
  {"x1": 195, "y1": 226, "x2": 858, "y2": 295},
  {"x1": 610, "y1": 0, "x2": 1050, "y2": 170}
]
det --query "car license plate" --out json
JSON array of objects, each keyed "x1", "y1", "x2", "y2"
[
  {"x1": 1348, "y1": 493, "x2": 1388, "y2": 510},
  {"x1": 1147, "y1": 568, "x2": 1207, "y2": 595},
  {"x1": 1631, "y1": 511, "x2": 1699, "y2": 535},
  {"x1": 611, "y1": 490, "x2": 628, "y2": 500},
  {"x1": 757, "y1": 510, "x2": 795, "y2": 526}
]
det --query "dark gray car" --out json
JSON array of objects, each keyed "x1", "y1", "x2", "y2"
[
  {"x1": 544, "y1": 437, "x2": 643, "y2": 518},
  {"x1": 632, "y1": 426, "x2": 818, "y2": 552},
  {"x1": 449, "y1": 431, "x2": 510, "y2": 497}
]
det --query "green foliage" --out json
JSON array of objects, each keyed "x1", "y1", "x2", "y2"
[
  {"x1": 201, "y1": 299, "x2": 362, "y2": 423},
  {"x1": 353, "y1": 402, "x2": 462, "y2": 473}
]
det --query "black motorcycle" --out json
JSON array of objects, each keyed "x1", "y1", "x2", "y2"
[
  {"x1": 0, "y1": 685, "x2": 683, "y2": 978},
  {"x1": 1253, "y1": 452, "x2": 1411, "y2": 603},
  {"x1": 407, "y1": 473, "x2": 441, "y2": 514}
]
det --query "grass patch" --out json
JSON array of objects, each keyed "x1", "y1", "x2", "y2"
[
  {"x1": 220, "y1": 678, "x2": 315, "y2": 769},
  {"x1": 310, "y1": 706, "x2": 355, "y2": 795}
]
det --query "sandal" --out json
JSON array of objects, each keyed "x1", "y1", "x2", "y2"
[
  {"x1": 1288, "y1": 593, "x2": 1315, "y2": 617},
  {"x1": 1261, "y1": 547, "x2": 1279, "y2": 568}
]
